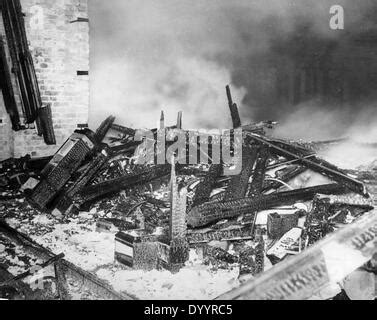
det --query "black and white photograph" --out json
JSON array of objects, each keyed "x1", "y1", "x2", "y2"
[{"x1": 0, "y1": 0, "x2": 376, "y2": 305}]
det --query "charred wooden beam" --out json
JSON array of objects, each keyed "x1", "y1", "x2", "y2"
[
  {"x1": 110, "y1": 141, "x2": 140, "y2": 157},
  {"x1": 217, "y1": 209, "x2": 377, "y2": 300},
  {"x1": 226, "y1": 85, "x2": 242, "y2": 128},
  {"x1": 188, "y1": 225, "x2": 253, "y2": 244},
  {"x1": 188, "y1": 184, "x2": 346, "y2": 228},
  {"x1": 53, "y1": 147, "x2": 110, "y2": 215},
  {"x1": 247, "y1": 134, "x2": 368, "y2": 196},
  {"x1": 192, "y1": 165, "x2": 223, "y2": 207},
  {"x1": 29, "y1": 130, "x2": 97, "y2": 210},
  {"x1": 249, "y1": 147, "x2": 270, "y2": 197},
  {"x1": 111, "y1": 124, "x2": 137, "y2": 137},
  {"x1": 176, "y1": 111, "x2": 183, "y2": 130},
  {"x1": 75, "y1": 165, "x2": 171, "y2": 206},
  {"x1": 314, "y1": 193, "x2": 374, "y2": 208},
  {"x1": 95, "y1": 116, "x2": 116, "y2": 143},
  {"x1": 169, "y1": 161, "x2": 190, "y2": 269},
  {"x1": 213, "y1": 164, "x2": 306, "y2": 191},
  {"x1": 224, "y1": 146, "x2": 259, "y2": 201},
  {"x1": 54, "y1": 261, "x2": 71, "y2": 300},
  {"x1": 170, "y1": 161, "x2": 188, "y2": 240}
]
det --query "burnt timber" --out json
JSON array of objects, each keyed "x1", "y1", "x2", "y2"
[
  {"x1": 246, "y1": 133, "x2": 368, "y2": 197},
  {"x1": 188, "y1": 184, "x2": 346, "y2": 228},
  {"x1": 223, "y1": 145, "x2": 259, "y2": 201},
  {"x1": 75, "y1": 165, "x2": 172, "y2": 206}
]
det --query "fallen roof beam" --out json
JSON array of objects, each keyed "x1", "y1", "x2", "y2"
[
  {"x1": 188, "y1": 225, "x2": 253, "y2": 244},
  {"x1": 111, "y1": 124, "x2": 136, "y2": 137},
  {"x1": 75, "y1": 165, "x2": 171, "y2": 206},
  {"x1": 54, "y1": 147, "x2": 110, "y2": 215},
  {"x1": 249, "y1": 146, "x2": 270, "y2": 197},
  {"x1": 188, "y1": 183, "x2": 346, "y2": 228},
  {"x1": 96, "y1": 116, "x2": 116, "y2": 143},
  {"x1": 226, "y1": 85, "x2": 242, "y2": 129},
  {"x1": 247, "y1": 134, "x2": 368, "y2": 197}
]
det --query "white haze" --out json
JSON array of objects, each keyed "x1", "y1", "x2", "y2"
[{"x1": 89, "y1": 0, "x2": 377, "y2": 169}]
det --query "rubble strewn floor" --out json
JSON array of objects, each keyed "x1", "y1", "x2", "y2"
[
  {"x1": 0, "y1": 198, "x2": 241, "y2": 300},
  {"x1": 1, "y1": 111, "x2": 377, "y2": 300},
  {"x1": 0, "y1": 165, "x2": 375, "y2": 299}
]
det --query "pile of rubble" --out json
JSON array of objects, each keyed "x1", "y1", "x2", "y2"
[{"x1": 0, "y1": 86, "x2": 376, "y2": 300}]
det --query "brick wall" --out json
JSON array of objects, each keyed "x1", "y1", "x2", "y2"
[{"x1": 0, "y1": 0, "x2": 89, "y2": 160}]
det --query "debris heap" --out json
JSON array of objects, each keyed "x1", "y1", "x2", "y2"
[{"x1": 0, "y1": 86, "x2": 376, "y2": 300}]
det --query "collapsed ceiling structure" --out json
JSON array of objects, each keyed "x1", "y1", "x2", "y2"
[{"x1": 0, "y1": 85, "x2": 376, "y2": 300}]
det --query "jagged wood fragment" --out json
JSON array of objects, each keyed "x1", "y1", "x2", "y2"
[
  {"x1": 249, "y1": 147, "x2": 270, "y2": 197},
  {"x1": 188, "y1": 184, "x2": 346, "y2": 228},
  {"x1": 55, "y1": 148, "x2": 110, "y2": 215},
  {"x1": 247, "y1": 134, "x2": 368, "y2": 197},
  {"x1": 224, "y1": 146, "x2": 259, "y2": 201},
  {"x1": 192, "y1": 165, "x2": 223, "y2": 207},
  {"x1": 95, "y1": 116, "x2": 116, "y2": 143},
  {"x1": 188, "y1": 226, "x2": 253, "y2": 244},
  {"x1": 75, "y1": 165, "x2": 171, "y2": 206}
]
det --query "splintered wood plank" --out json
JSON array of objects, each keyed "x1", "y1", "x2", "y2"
[
  {"x1": 217, "y1": 209, "x2": 377, "y2": 300},
  {"x1": 188, "y1": 183, "x2": 345, "y2": 228},
  {"x1": 226, "y1": 85, "x2": 242, "y2": 129},
  {"x1": 224, "y1": 146, "x2": 259, "y2": 201},
  {"x1": 249, "y1": 147, "x2": 270, "y2": 197},
  {"x1": 54, "y1": 261, "x2": 71, "y2": 300},
  {"x1": 192, "y1": 164, "x2": 223, "y2": 207},
  {"x1": 247, "y1": 134, "x2": 368, "y2": 197}
]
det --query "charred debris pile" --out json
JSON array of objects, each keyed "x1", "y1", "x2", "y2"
[{"x1": 0, "y1": 86, "x2": 376, "y2": 299}]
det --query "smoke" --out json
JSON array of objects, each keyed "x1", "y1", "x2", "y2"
[
  {"x1": 320, "y1": 142, "x2": 377, "y2": 170},
  {"x1": 318, "y1": 105, "x2": 377, "y2": 169},
  {"x1": 273, "y1": 101, "x2": 377, "y2": 142},
  {"x1": 89, "y1": 0, "x2": 257, "y2": 129},
  {"x1": 89, "y1": 0, "x2": 377, "y2": 150}
]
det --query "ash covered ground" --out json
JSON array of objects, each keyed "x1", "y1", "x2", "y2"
[{"x1": 1, "y1": 116, "x2": 376, "y2": 300}]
